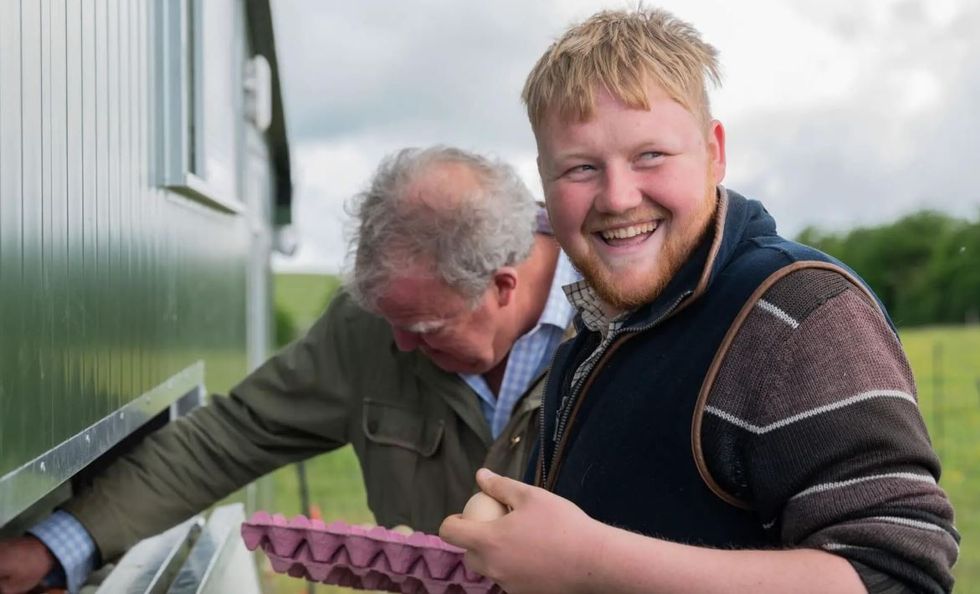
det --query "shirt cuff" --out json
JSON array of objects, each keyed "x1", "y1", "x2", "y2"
[{"x1": 28, "y1": 510, "x2": 98, "y2": 594}]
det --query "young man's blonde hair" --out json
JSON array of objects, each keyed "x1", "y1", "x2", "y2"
[{"x1": 522, "y1": 8, "x2": 721, "y2": 131}]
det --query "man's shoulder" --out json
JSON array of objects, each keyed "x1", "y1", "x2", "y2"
[
  {"x1": 759, "y1": 265, "x2": 878, "y2": 326},
  {"x1": 723, "y1": 233, "x2": 889, "y2": 319},
  {"x1": 738, "y1": 234, "x2": 835, "y2": 270},
  {"x1": 315, "y1": 288, "x2": 396, "y2": 345},
  {"x1": 747, "y1": 241, "x2": 889, "y2": 324}
]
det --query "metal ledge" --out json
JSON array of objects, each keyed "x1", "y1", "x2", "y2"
[
  {"x1": 166, "y1": 175, "x2": 244, "y2": 215},
  {"x1": 95, "y1": 515, "x2": 205, "y2": 594},
  {"x1": 0, "y1": 361, "x2": 205, "y2": 526},
  {"x1": 167, "y1": 503, "x2": 261, "y2": 594}
]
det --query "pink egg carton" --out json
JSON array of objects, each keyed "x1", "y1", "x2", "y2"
[{"x1": 241, "y1": 512, "x2": 503, "y2": 594}]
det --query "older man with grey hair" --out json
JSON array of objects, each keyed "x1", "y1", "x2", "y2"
[{"x1": 0, "y1": 146, "x2": 579, "y2": 594}]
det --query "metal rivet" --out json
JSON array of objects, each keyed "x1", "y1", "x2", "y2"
[
  {"x1": 85, "y1": 434, "x2": 91, "y2": 443},
  {"x1": 39, "y1": 462, "x2": 46, "y2": 472},
  {"x1": 510, "y1": 435, "x2": 522, "y2": 446}
]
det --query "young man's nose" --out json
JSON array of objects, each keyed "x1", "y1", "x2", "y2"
[{"x1": 595, "y1": 165, "x2": 642, "y2": 213}]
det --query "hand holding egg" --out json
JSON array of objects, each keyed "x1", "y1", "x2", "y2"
[{"x1": 461, "y1": 491, "x2": 508, "y2": 522}]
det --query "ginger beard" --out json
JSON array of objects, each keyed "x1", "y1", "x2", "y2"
[{"x1": 571, "y1": 166, "x2": 719, "y2": 312}]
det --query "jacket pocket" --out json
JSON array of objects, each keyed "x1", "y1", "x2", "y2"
[{"x1": 362, "y1": 399, "x2": 444, "y2": 457}]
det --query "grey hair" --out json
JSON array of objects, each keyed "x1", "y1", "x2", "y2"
[{"x1": 345, "y1": 146, "x2": 538, "y2": 313}]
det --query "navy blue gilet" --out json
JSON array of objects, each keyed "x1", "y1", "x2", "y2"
[{"x1": 530, "y1": 189, "x2": 880, "y2": 548}]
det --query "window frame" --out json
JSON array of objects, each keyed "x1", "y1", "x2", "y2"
[{"x1": 157, "y1": 0, "x2": 242, "y2": 214}]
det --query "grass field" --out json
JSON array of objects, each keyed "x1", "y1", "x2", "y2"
[
  {"x1": 274, "y1": 273, "x2": 343, "y2": 333},
  {"x1": 261, "y1": 273, "x2": 979, "y2": 593},
  {"x1": 902, "y1": 325, "x2": 979, "y2": 590}
]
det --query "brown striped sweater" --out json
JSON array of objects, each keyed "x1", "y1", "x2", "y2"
[{"x1": 697, "y1": 267, "x2": 959, "y2": 592}]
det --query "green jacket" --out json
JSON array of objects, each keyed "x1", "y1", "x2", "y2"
[{"x1": 63, "y1": 291, "x2": 543, "y2": 562}]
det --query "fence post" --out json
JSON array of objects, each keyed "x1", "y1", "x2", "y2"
[
  {"x1": 932, "y1": 342, "x2": 944, "y2": 461},
  {"x1": 295, "y1": 461, "x2": 315, "y2": 594}
]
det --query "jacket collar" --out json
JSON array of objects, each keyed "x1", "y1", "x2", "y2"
[{"x1": 619, "y1": 187, "x2": 777, "y2": 329}]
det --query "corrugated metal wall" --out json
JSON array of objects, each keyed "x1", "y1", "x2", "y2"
[{"x1": 0, "y1": 0, "x2": 254, "y2": 482}]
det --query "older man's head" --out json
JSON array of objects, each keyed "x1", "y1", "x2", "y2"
[{"x1": 347, "y1": 146, "x2": 540, "y2": 374}]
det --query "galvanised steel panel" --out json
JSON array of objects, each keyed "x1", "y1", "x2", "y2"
[
  {"x1": 23, "y1": 0, "x2": 45, "y2": 477},
  {"x1": 0, "y1": 364, "x2": 206, "y2": 526},
  {"x1": 0, "y1": 0, "x2": 264, "y2": 517},
  {"x1": 1, "y1": 0, "x2": 26, "y2": 479}
]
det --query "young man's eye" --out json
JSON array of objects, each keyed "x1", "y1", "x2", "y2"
[
  {"x1": 563, "y1": 164, "x2": 597, "y2": 179},
  {"x1": 638, "y1": 151, "x2": 663, "y2": 161}
]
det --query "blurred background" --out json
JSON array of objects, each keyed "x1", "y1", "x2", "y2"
[{"x1": 264, "y1": 1, "x2": 979, "y2": 592}]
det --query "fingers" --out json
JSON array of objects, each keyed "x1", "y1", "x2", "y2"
[
  {"x1": 443, "y1": 517, "x2": 497, "y2": 581},
  {"x1": 0, "y1": 538, "x2": 52, "y2": 594},
  {"x1": 439, "y1": 513, "x2": 484, "y2": 550},
  {"x1": 475, "y1": 468, "x2": 531, "y2": 509},
  {"x1": 462, "y1": 549, "x2": 488, "y2": 577}
]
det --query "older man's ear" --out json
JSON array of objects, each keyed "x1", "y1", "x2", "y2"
[{"x1": 492, "y1": 267, "x2": 518, "y2": 307}]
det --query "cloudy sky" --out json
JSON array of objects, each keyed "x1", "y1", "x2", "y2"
[{"x1": 270, "y1": 0, "x2": 979, "y2": 273}]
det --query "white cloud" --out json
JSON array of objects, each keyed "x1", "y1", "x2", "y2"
[{"x1": 270, "y1": 0, "x2": 980, "y2": 272}]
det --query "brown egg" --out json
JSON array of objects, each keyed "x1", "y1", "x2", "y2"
[{"x1": 461, "y1": 492, "x2": 508, "y2": 522}]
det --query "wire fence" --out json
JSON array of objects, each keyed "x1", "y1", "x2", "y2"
[{"x1": 915, "y1": 338, "x2": 979, "y2": 591}]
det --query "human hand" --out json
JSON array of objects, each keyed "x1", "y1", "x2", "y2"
[
  {"x1": 439, "y1": 468, "x2": 605, "y2": 594},
  {"x1": 0, "y1": 536, "x2": 56, "y2": 594}
]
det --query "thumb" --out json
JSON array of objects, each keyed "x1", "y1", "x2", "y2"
[{"x1": 475, "y1": 468, "x2": 532, "y2": 509}]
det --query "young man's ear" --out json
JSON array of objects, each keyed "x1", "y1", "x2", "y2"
[
  {"x1": 708, "y1": 119, "x2": 727, "y2": 184},
  {"x1": 492, "y1": 267, "x2": 518, "y2": 307}
]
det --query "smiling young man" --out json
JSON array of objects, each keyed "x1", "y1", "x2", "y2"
[{"x1": 440, "y1": 9, "x2": 958, "y2": 594}]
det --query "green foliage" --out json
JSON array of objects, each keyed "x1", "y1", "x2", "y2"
[
  {"x1": 274, "y1": 305, "x2": 298, "y2": 348},
  {"x1": 273, "y1": 273, "x2": 343, "y2": 335},
  {"x1": 796, "y1": 211, "x2": 980, "y2": 326}
]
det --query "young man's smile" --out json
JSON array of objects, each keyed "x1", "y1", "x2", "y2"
[{"x1": 537, "y1": 82, "x2": 725, "y2": 312}]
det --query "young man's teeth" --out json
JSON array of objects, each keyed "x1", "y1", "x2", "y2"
[{"x1": 601, "y1": 222, "x2": 657, "y2": 241}]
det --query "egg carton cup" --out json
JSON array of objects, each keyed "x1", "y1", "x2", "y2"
[{"x1": 241, "y1": 512, "x2": 503, "y2": 594}]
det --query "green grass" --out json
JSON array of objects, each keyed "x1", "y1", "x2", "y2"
[
  {"x1": 900, "y1": 325, "x2": 980, "y2": 591},
  {"x1": 263, "y1": 273, "x2": 980, "y2": 592},
  {"x1": 274, "y1": 273, "x2": 342, "y2": 333}
]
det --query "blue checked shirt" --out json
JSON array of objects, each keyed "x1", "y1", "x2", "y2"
[
  {"x1": 29, "y1": 510, "x2": 96, "y2": 594},
  {"x1": 462, "y1": 250, "x2": 579, "y2": 438}
]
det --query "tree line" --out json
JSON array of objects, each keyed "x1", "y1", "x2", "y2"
[
  {"x1": 274, "y1": 209, "x2": 979, "y2": 347},
  {"x1": 796, "y1": 210, "x2": 979, "y2": 327}
]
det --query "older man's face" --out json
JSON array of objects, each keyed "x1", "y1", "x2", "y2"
[
  {"x1": 375, "y1": 267, "x2": 507, "y2": 375},
  {"x1": 536, "y1": 83, "x2": 725, "y2": 312}
]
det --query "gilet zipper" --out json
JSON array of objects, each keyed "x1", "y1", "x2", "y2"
[{"x1": 539, "y1": 290, "x2": 692, "y2": 489}]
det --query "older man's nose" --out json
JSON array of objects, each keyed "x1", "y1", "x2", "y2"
[{"x1": 392, "y1": 328, "x2": 421, "y2": 351}]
